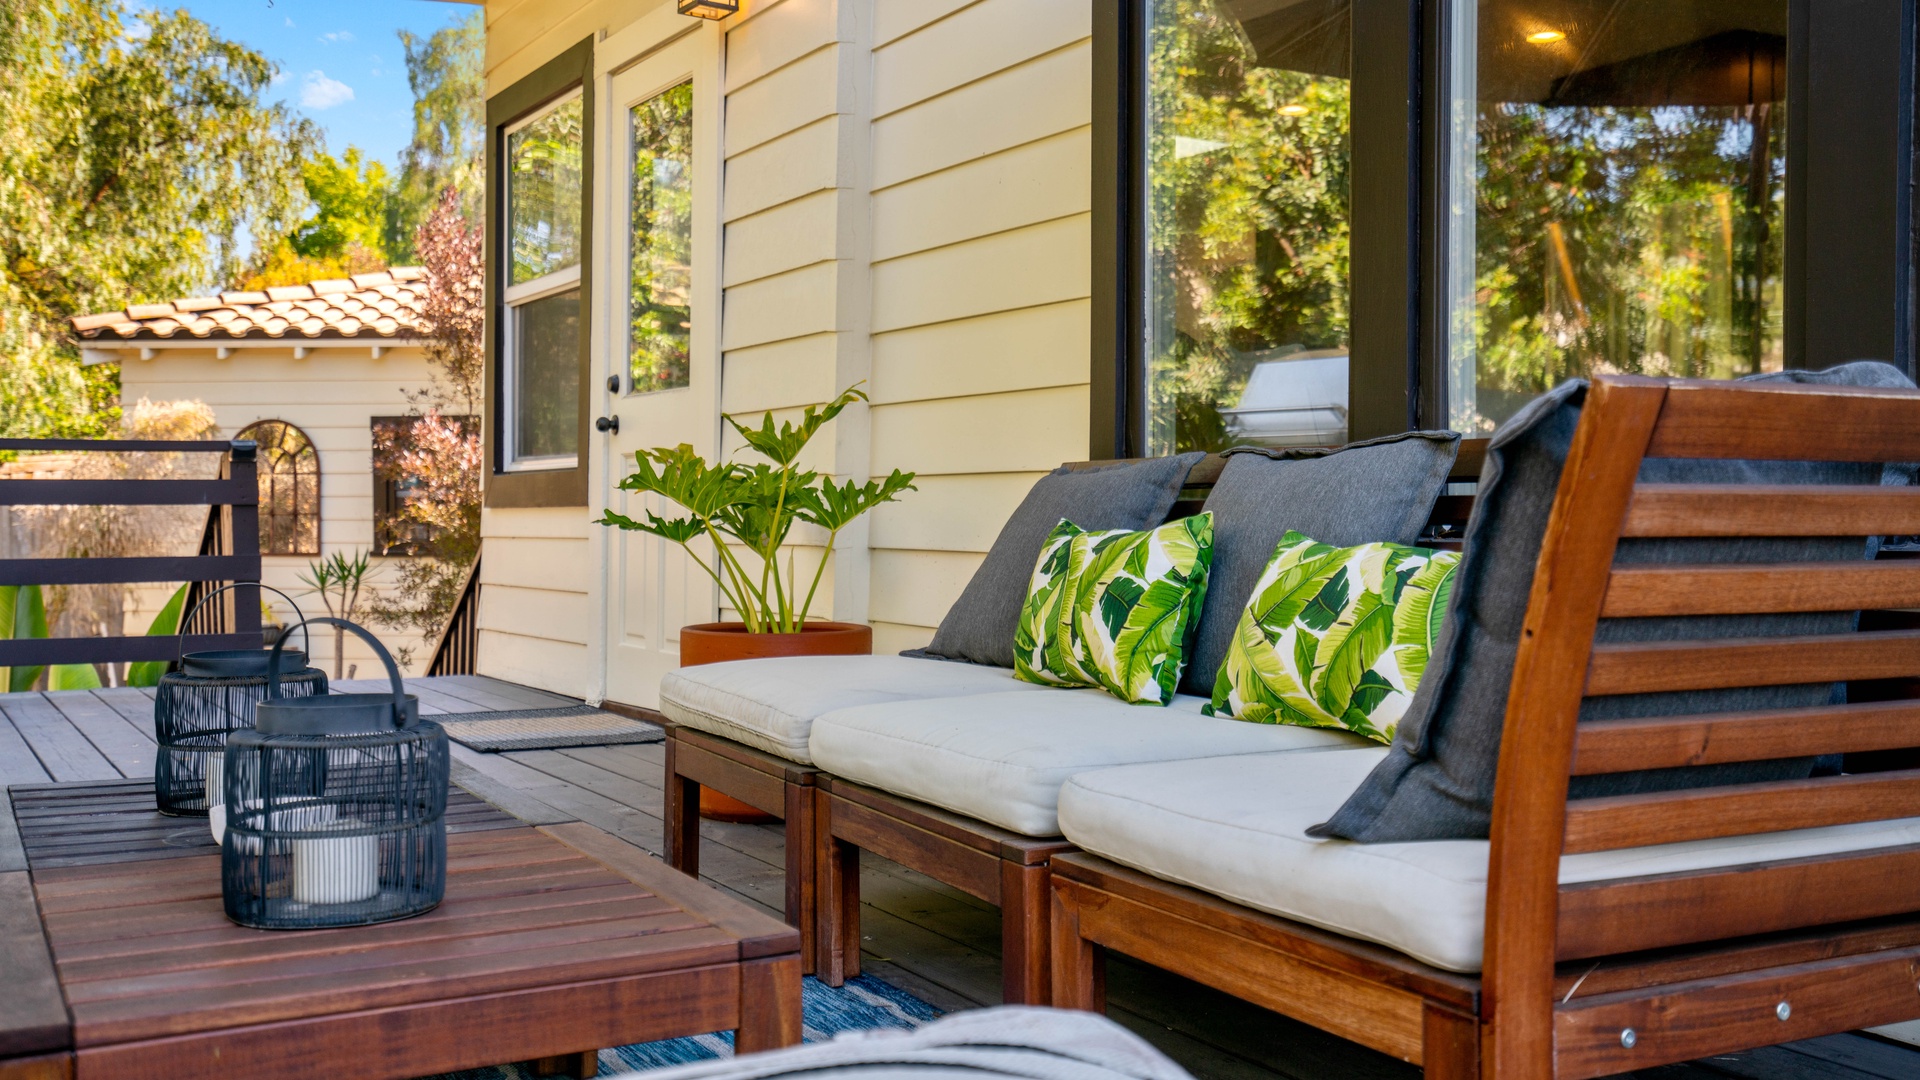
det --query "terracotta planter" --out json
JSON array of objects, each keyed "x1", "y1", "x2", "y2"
[{"x1": 679, "y1": 621, "x2": 873, "y2": 822}]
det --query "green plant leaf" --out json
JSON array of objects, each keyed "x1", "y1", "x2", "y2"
[
  {"x1": 49, "y1": 662, "x2": 102, "y2": 690},
  {"x1": 126, "y1": 583, "x2": 190, "y2": 687},
  {"x1": 597, "y1": 508, "x2": 705, "y2": 544},
  {"x1": 793, "y1": 470, "x2": 918, "y2": 532},
  {"x1": 724, "y1": 385, "x2": 868, "y2": 466},
  {"x1": 10, "y1": 584, "x2": 49, "y2": 692}
]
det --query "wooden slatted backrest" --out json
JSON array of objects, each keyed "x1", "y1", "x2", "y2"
[{"x1": 1480, "y1": 375, "x2": 1920, "y2": 1074}]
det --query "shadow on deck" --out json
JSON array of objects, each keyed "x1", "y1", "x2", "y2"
[{"x1": 5, "y1": 674, "x2": 1918, "y2": 1080}]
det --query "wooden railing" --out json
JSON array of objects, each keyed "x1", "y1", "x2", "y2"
[
  {"x1": 425, "y1": 550, "x2": 481, "y2": 676},
  {"x1": 0, "y1": 439, "x2": 263, "y2": 667}
]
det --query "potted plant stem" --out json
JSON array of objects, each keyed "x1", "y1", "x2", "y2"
[{"x1": 598, "y1": 385, "x2": 915, "y2": 819}]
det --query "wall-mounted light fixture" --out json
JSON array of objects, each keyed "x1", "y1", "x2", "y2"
[
  {"x1": 678, "y1": 0, "x2": 739, "y2": 18},
  {"x1": 1525, "y1": 30, "x2": 1566, "y2": 44}
]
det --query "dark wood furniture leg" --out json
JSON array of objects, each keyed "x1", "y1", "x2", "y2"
[
  {"x1": 734, "y1": 954, "x2": 804, "y2": 1055},
  {"x1": 664, "y1": 725, "x2": 822, "y2": 974},
  {"x1": 815, "y1": 790, "x2": 863, "y2": 986},
  {"x1": 817, "y1": 778, "x2": 1073, "y2": 1004},
  {"x1": 528, "y1": 1050, "x2": 598, "y2": 1078},
  {"x1": 663, "y1": 730, "x2": 702, "y2": 879}
]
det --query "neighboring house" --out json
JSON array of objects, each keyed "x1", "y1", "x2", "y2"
[
  {"x1": 474, "y1": 0, "x2": 1916, "y2": 708},
  {"x1": 71, "y1": 269, "x2": 450, "y2": 676}
]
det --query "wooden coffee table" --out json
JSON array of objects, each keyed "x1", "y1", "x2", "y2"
[{"x1": 0, "y1": 779, "x2": 801, "y2": 1080}]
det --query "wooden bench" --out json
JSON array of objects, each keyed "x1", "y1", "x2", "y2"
[
  {"x1": 665, "y1": 440, "x2": 1487, "y2": 999},
  {"x1": 1050, "y1": 374, "x2": 1920, "y2": 1076}
]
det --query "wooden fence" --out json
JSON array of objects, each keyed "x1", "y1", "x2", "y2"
[{"x1": 0, "y1": 438, "x2": 263, "y2": 668}]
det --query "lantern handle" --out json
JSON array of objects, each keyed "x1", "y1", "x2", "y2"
[
  {"x1": 177, "y1": 582, "x2": 311, "y2": 662},
  {"x1": 265, "y1": 618, "x2": 412, "y2": 727}
]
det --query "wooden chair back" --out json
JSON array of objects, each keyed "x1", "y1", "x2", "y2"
[{"x1": 1484, "y1": 374, "x2": 1920, "y2": 1076}]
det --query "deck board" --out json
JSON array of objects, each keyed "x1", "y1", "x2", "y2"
[{"x1": 7, "y1": 674, "x2": 1917, "y2": 1080}]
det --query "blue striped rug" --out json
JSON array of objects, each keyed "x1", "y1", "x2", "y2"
[{"x1": 427, "y1": 974, "x2": 942, "y2": 1079}]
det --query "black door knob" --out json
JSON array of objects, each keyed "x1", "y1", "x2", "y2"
[{"x1": 595, "y1": 415, "x2": 620, "y2": 434}]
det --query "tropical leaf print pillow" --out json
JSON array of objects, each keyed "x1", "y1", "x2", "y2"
[
  {"x1": 1203, "y1": 530, "x2": 1458, "y2": 743},
  {"x1": 1013, "y1": 513, "x2": 1215, "y2": 706}
]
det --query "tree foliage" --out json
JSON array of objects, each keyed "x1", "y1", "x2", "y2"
[
  {"x1": 0, "y1": 0, "x2": 317, "y2": 437},
  {"x1": 388, "y1": 10, "x2": 484, "y2": 262}
]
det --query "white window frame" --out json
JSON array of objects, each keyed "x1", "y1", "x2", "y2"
[{"x1": 501, "y1": 90, "x2": 586, "y2": 473}]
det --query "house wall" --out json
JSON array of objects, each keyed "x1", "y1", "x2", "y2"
[
  {"x1": 114, "y1": 345, "x2": 444, "y2": 678},
  {"x1": 477, "y1": 0, "x2": 1093, "y2": 698}
]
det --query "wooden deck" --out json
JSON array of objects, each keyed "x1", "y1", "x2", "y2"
[{"x1": 6, "y1": 674, "x2": 1920, "y2": 1080}]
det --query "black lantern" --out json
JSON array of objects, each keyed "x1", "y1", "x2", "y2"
[
  {"x1": 153, "y1": 584, "x2": 327, "y2": 817},
  {"x1": 678, "y1": 0, "x2": 738, "y2": 19},
  {"x1": 222, "y1": 618, "x2": 448, "y2": 930}
]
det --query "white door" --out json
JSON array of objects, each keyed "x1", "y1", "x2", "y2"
[{"x1": 594, "y1": 26, "x2": 721, "y2": 708}]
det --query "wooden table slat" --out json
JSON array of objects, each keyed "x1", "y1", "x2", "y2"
[
  {"x1": 3, "y1": 768, "x2": 799, "y2": 1075},
  {"x1": 0, "y1": 871, "x2": 69, "y2": 1058}
]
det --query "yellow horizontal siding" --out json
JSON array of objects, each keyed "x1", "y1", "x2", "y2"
[
  {"x1": 872, "y1": 214, "x2": 1091, "y2": 333},
  {"x1": 871, "y1": 386, "x2": 1087, "y2": 476},
  {"x1": 870, "y1": 299, "x2": 1088, "y2": 406},
  {"x1": 872, "y1": 0, "x2": 1088, "y2": 118},
  {"x1": 870, "y1": 40, "x2": 1090, "y2": 189}
]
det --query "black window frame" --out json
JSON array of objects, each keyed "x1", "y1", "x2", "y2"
[
  {"x1": 1093, "y1": 0, "x2": 1918, "y2": 459},
  {"x1": 236, "y1": 419, "x2": 321, "y2": 556},
  {"x1": 484, "y1": 37, "x2": 596, "y2": 509}
]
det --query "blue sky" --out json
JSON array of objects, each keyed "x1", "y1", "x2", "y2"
[{"x1": 152, "y1": 1, "x2": 480, "y2": 169}]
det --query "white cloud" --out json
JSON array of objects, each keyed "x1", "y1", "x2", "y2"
[
  {"x1": 321, "y1": 30, "x2": 355, "y2": 44},
  {"x1": 270, "y1": 70, "x2": 289, "y2": 88},
  {"x1": 284, "y1": 16, "x2": 295, "y2": 28},
  {"x1": 299, "y1": 71, "x2": 355, "y2": 110}
]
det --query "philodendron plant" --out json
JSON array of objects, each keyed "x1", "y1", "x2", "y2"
[{"x1": 597, "y1": 386, "x2": 916, "y2": 634}]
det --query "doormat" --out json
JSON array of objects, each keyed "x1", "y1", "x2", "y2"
[
  {"x1": 434, "y1": 705, "x2": 665, "y2": 752},
  {"x1": 425, "y1": 974, "x2": 942, "y2": 1079}
]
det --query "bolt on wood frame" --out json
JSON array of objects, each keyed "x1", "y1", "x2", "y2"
[{"x1": 1052, "y1": 374, "x2": 1920, "y2": 1077}]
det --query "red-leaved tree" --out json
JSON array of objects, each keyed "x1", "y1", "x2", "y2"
[{"x1": 370, "y1": 188, "x2": 484, "y2": 652}]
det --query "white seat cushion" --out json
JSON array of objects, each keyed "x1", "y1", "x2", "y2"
[
  {"x1": 1058, "y1": 748, "x2": 1920, "y2": 973},
  {"x1": 807, "y1": 689, "x2": 1369, "y2": 836},
  {"x1": 658, "y1": 655, "x2": 1045, "y2": 764}
]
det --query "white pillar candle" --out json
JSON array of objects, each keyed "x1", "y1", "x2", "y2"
[
  {"x1": 291, "y1": 831, "x2": 380, "y2": 905},
  {"x1": 205, "y1": 751, "x2": 225, "y2": 844}
]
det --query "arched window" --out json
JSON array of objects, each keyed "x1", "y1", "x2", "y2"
[{"x1": 237, "y1": 420, "x2": 320, "y2": 555}]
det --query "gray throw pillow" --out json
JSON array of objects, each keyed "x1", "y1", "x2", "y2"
[
  {"x1": 1312, "y1": 361, "x2": 1918, "y2": 843},
  {"x1": 1179, "y1": 432, "x2": 1462, "y2": 698},
  {"x1": 908, "y1": 453, "x2": 1207, "y2": 669}
]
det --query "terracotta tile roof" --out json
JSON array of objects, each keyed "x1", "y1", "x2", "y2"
[{"x1": 72, "y1": 268, "x2": 431, "y2": 343}]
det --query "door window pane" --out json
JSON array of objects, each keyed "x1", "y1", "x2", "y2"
[
  {"x1": 1146, "y1": 0, "x2": 1353, "y2": 455},
  {"x1": 628, "y1": 81, "x2": 694, "y2": 393},
  {"x1": 1447, "y1": 0, "x2": 1787, "y2": 431},
  {"x1": 507, "y1": 94, "x2": 584, "y2": 287},
  {"x1": 513, "y1": 288, "x2": 581, "y2": 461}
]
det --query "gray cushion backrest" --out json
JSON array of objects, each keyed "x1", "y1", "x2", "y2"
[
  {"x1": 1179, "y1": 432, "x2": 1462, "y2": 698},
  {"x1": 1313, "y1": 361, "x2": 1918, "y2": 843},
  {"x1": 908, "y1": 453, "x2": 1206, "y2": 669}
]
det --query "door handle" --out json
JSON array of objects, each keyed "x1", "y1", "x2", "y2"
[{"x1": 595, "y1": 415, "x2": 620, "y2": 434}]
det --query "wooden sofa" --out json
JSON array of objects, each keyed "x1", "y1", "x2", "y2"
[
  {"x1": 663, "y1": 444, "x2": 1485, "y2": 998},
  {"x1": 1049, "y1": 374, "x2": 1920, "y2": 1077}
]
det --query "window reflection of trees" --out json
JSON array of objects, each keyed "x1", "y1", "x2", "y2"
[
  {"x1": 1147, "y1": 0, "x2": 1352, "y2": 456},
  {"x1": 628, "y1": 81, "x2": 694, "y2": 394},
  {"x1": 237, "y1": 420, "x2": 319, "y2": 555},
  {"x1": 1465, "y1": 12, "x2": 1787, "y2": 430},
  {"x1": 506, "y1": 95, "x2": 584, "y2": 286}
]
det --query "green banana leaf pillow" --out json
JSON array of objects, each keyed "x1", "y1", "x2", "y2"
[
  {"x1": 1013, "y1": 512, "x2": 1214, "y2": 706},
  {"x1": 1204, "y1": 530, "x2": 1459, "y2": 743}
]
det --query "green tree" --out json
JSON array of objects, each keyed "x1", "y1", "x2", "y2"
[
  {"x1": 0, "y1": 0, "x2": 317, "y2": 438},
  {"x1": 387, "y1": 10, "x2": 484, "y2": 262},
  {"x1": 292, "y1": 148, "x2": 392, "y2": 262}
]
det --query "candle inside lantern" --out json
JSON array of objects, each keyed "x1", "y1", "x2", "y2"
[
  {"x1": 205, "y1": 750, "x2": 225, "y2": 844},
  {"x1": 291, "y1": 825, "x2": 380, "y2": 905}
]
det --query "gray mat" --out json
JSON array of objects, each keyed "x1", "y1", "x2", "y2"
[{"x1": 435, "y1": 705, "x2": 664, "y2": 752}]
